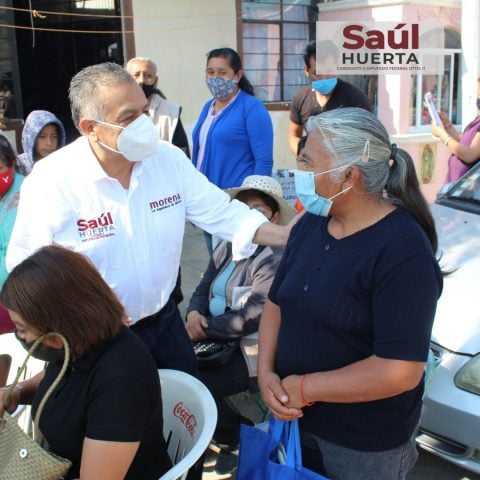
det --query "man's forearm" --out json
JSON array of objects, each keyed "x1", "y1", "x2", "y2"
[
  {"x1": 253, "y1": 210, "x2": 304, "y2": 247},
  {"x1": 253, "y1": 222, "x2": 288, "y2": 247}
]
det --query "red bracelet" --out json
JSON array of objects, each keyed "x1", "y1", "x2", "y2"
[{"x1": 300, "y1": 374, "x2": 314, "y2": 406}]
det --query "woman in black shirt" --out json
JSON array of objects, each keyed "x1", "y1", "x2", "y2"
[
  {"x1": 0, "y1": 245, "x2": 172, "y2": 479},
  {"x1": 258, "y1": 108, "x2": 443, "y2": 480}
]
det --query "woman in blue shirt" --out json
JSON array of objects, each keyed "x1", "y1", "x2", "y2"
[
  {"x1": 193, "y1": 48, "x2": 274, "y2": 254},
  {"x1": 192, "y1": 48, "x2": 273, "y2": 189}
]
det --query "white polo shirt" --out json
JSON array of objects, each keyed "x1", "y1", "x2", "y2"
[{"x1": 6, "y1": 137, "x2": 266, "y2": 322}]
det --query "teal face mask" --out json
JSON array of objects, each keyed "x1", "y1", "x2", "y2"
[
  {"x1": 312, "y1": 77, "x2": 337, "y2": 95},
  {"x1": 294, "y1": 167, "x2": 352, "y2": 217}
]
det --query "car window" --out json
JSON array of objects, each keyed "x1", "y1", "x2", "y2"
[{"x1": 444, "y1": 168, "x2": 480, "y2": 204}]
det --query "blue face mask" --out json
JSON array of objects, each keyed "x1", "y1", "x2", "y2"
[
  {"x1": 312, "y1": 78, "x2": 338, "y2": 95},
  {"x1": 294, "y1": 167, "x2": 352, "y2": 217}
]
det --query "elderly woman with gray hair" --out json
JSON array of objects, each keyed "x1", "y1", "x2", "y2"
[{"x1": 258, "y1": 108, "x2": 443, "y2": 480}]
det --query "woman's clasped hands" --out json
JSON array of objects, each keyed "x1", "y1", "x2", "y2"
[{"x1": 259, "y1": 371, "x2": 310, "y2": 420}]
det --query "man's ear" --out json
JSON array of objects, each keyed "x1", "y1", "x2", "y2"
[
  {"x1": 154, "y1": 76, "x2": 159, "y2": 88},
  {"x1": 79, "y1": 119, "x2": 98, "y2": 139},
  {"x1": 303, "y1": 65, "x2": 310, "y2": 78}
]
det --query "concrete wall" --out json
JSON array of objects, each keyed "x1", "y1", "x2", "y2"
[
  {"x1": 131, "y1": 0, "x2": 237, "y2": 153},
  {"x1": 130, "y1": 0, "x2": 296, "y2": 170},
  {"x1": 130, "y1": 1, "x2": 466, "y2": 198}
]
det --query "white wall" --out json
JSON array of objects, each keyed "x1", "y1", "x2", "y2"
[
  {"x1": 130, "y1": 0, "x2": 297, "y2": 170},
  {"x1": 131, "y1": 0, "x2": 237, "y2": 151}
]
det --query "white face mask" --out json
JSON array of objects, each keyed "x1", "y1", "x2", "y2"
[{"x1": 94, "y1": 114, "x2": 158, "y2": 162}]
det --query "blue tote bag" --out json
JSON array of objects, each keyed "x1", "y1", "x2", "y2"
[{"x1": 237, "y1": 418, "x2": 328, "y2": 480}]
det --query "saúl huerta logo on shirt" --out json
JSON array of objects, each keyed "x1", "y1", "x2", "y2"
[{"x1": 77, "y1": 212, "x2": 115, "y2": 242}]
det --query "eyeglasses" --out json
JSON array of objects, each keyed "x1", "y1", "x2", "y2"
[
  {"x1": 250, "y1": 205, "x2": 275, "y2": 221},
  {"x1": 250, "y1": 206, "x2": 269, "y2": 214}
]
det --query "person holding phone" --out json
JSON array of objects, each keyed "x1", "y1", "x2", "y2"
[{"x1": 431, "y1": 79, "x2": 480, "y2": 183}]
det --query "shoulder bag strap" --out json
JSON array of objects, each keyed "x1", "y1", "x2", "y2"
[{"x1": 2, "y1": 332, "x2": 71, "y2": 442}]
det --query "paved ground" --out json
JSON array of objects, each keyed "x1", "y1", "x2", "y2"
[
  {"x1": 201, "y1": 448, "x2": 480, "y2": 480},
  {"x1": 179, "y1": 223, "x2": 480, "y2": 480}
]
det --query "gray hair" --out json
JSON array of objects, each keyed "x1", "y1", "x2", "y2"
[
  {"x1": 125, "y1": 57, "x2": 157, "y2": 75},
  {"x1": 306, "y1": 107, "x2": 438, "y2": 252},
  {"x1": 69, "y1": 62, "x2": 135, "y2": 133},
  {"x1": 306, "y1": 108, "x2": 404, "y2": 197}
]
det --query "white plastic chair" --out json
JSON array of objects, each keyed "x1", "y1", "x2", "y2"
[{"x1": 158, "y1": 369, "x2": 218, "y2": 480}]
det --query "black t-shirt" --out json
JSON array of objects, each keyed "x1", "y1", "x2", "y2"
[
  {"x1": 290, "y1": 79, "x2": 372, "y2": 127},
  {"x1": 32, "y1": 326, "x2": 171, "y2": 479},
  {"x1": 269, "y1": 208, "x2": 442, "y2": 451}
]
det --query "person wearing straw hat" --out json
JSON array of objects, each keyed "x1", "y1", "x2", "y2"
[{"x1": 186, "y1": 175, "x2": 295, "y2": 475}]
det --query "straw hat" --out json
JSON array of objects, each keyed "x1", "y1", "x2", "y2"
[{"x1": 225, "y1": 175, "x2": 296, "y2": 226}]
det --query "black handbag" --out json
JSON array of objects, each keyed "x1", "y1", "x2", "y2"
[{"x1": 193, "y1": 339, "x2": 239, "y2": 368}]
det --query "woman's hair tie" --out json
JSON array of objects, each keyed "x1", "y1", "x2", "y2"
[
  {"x1": 390, "y1": 143, "x2": 397, "y2": 160},
  {"x1": 388, "y1": 143, "x2": 397, "y2": 167}
]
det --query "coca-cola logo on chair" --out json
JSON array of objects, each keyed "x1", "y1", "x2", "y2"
[{"x1": 173, "y1": 402, "x2": 198, "y2": 437}]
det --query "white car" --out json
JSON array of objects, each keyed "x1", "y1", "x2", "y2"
[{"x1": 417, "y1": 164, "x2": 480, "y2": 474}]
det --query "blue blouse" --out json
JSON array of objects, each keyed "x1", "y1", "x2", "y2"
[{"x1": 192, "y1": 90, "x2": 273, "y2": 189}]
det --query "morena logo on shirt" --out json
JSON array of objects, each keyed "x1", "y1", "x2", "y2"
[
  {"x1": 76, "y1": 212, "x2": 116, "y2": 243},
  {"x1": 173, "y1": 401, "x2": 197, "y2": 438},
  {"x1": 149, "y1": 192, "x2": 182, "y2": 213}
]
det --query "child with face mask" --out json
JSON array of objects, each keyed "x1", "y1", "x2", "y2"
[
  {"x1": 0, "y1": 134, "x2": 22, "y2": 334},
  {"x1": 16, "y1": 110, "x2": 66, "y2": 176}
]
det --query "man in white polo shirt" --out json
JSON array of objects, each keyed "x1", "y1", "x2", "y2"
[{"x1": 6, "y1": 62, "x2": 288, "y2": 376}]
